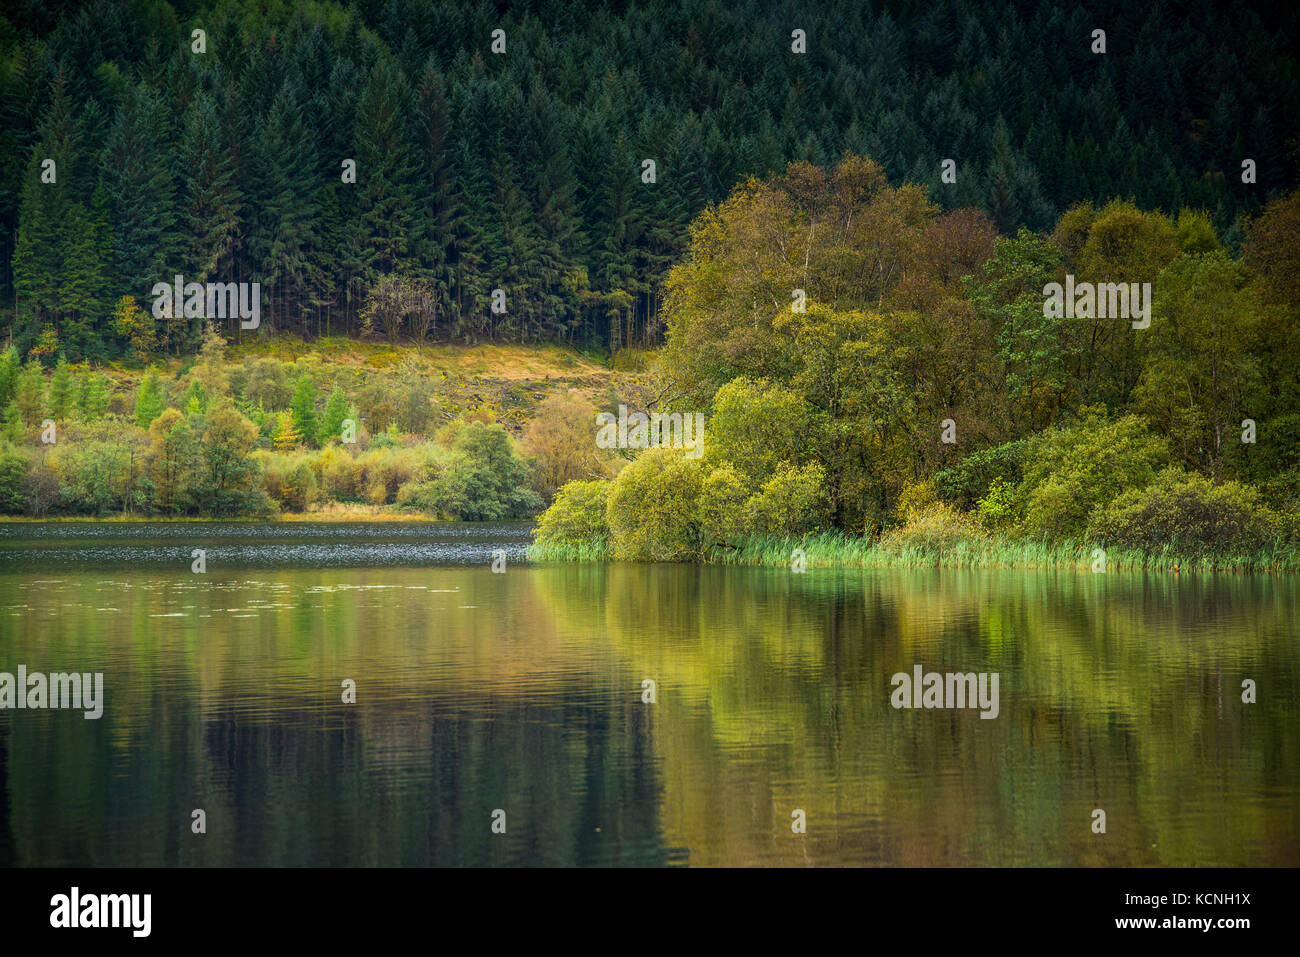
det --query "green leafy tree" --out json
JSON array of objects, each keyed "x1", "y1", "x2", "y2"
[
  {"x1": 1019, "y1": 414, "x2": 1169, "y2": 539},
  {"x1": 606, "y1": 448, "x2": 705, "y2": 561},
  {"x1": 1136, "y1": 251, "x2": 1260, "y2": 478},
  {"x1": 532, "y1": 480, "x2": 612, "y2": 548}
]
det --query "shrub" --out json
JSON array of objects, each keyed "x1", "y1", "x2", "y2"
[
  {"x1": 975, "y1": 478, "x2": 1018, "y2": 528},
  {"x1": 522, "y1": 390, "x2": 612, "y2": 497},
  {"x1": 1020, "y1": 414, "x2": 1167, "y2": 538},
  {"x1": 894, "y1": 480, "x2": 938, "y2": 521},
  {"x1": 879, "y1": 502, "x2": 986, "y2": 556},
  {"x1": 606, "y1": 448, "x2": 705, "y2": 561},
  {"x1": 0, "y1": 447, "x2": 28, "y2": 513},
  {"x1": 697, "y1": 464, "x2": 751, "y2": 547},
  {"x1": 749, "y1": 462, "x2": 829, "y2": 536},
  {"x1": 933, "y1": 439, "x2": 1028, "y2": 509},
  {"x1": 1087, "y1": 468, "x2": 1286, "y2": 553},
  {"x1": 533, "y1": 480, "x2": 611, "y2": 547},
  {"x1": 256, "y1": 451, "x2": 321, "y2": 512},
  {"x1": 405, "y1": 422, "x2": 540, "y2": 520}
]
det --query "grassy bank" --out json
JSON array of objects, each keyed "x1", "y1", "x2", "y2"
[{"x1": 528, "y1": 531, "x2": 1300, "y2": 574}]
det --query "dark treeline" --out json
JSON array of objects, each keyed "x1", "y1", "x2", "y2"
[{"x1": 1, "y1": 0, "x2": 1297, "y2": 359}]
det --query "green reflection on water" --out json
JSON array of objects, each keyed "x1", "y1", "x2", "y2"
[{"x1": 0, "y1": 526, "x2": 1295, "y2": 867}]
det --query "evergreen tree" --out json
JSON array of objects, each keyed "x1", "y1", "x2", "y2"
[
  {"x1": 76, "y1": 370, "x2": 109, "y2": 421},
  {"x1": 48, "y1": 355, "x2": 75, "y2": 419},
  {"x1": 15, "y1": 361, "x2": 45, "y2": 426},
  {"x1": 290, "y1": 375, "x2": 319, "y2": 447},
  {"x1": 0, "y1": 346, "x2": 20, "y2": 409},
  {"x1": 133, "y1": 367, "x2": 165, "y2": 428},
  {"x1": 319, "y1": 385, "x2": 352, "y2": 443},
  {"x1": 179, "y1": 91, "x2": 243, "y2": 294},
  {"x1": 102, "y1": 83, "x2": 179, "y2": 325}
]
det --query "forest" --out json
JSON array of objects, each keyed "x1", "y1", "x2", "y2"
[
  {"x1": 2, "y1": 0, "x2": 1297, "y2": 356},
  {"x1": 1, "y1": 0, "x2": 1298, "y2": 570},
  {"x1": 532, "y1": 157, "x2": 1300, "y2": 569}
]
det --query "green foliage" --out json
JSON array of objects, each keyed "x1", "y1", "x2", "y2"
[
  {"x1": 290, "y1": 376, "x2": 320, "y2": 447},
  {"x1": 606, "y1": 449, "x2": 705, "y2": 561},
  {"x1": 406, "y1": 422, "x2": 540, "y2": 520},
  {"x1": 76, "y1": 370, "x2": 109, "y2": 421},
  {"x1": 878, "y1": 503, "x2": 987, "y2": 558},
  {"x1": 133, "y1": 368, "x2": 165, "y2": 428},
  {"x1": 1, "y1": 403, "x2": 24, "y2": 444},
  {"x1": 182, "y1": 379, "x2": 208, "y2": 416},
  {"x1": 48, "y1": 356, "x2": 75, "y2": 419},
  {"x1": 15, "y1": 361, "x2": 45, "y2": 426},
  {"x1": 976, "y1": 479, "x2": 1018, "y2": 528},
  {"x1": 1019, "y1": 414, "x2": 1168, "y2": 538},
  {"x1": 533, "y1": 480, "x2": 612, "y2": 548},
  {"x1": 0, "y1": 446, "x2": 28, "y2": 513},
  {"x1": 934, "y1": 440, "x2": 1029, "y2": 510},
  {"x1": 749, "y1": 463, "x2": 830, "y2": 537},
  {"x1": 319, "y1": 386, "x2": 353, "y2": 444},
  {"x1": 1088, "y1": 468, "x2": 1288, "y2": 555},
  {"x1": 197, "y1": 400, "x2": 266, "y2": 516},
  {"x1": 964, "y1": 230, "x2": 1071, "y2": 428},
  {"x1": 708, "y1": 377, "x2": 813, "y2": 483},
  {"x1": 696, "y1": 464, "x2": 751, "y2": 548},
  {"x1": 0, "y1": 347, "x2": 21, "y2": 409},
  {"x1": 2, "y1": 0, "x2": 1289, "y2": 357},
  {"x1": 1135, "y1": 251, "x2": 1259, "y2": 476}
]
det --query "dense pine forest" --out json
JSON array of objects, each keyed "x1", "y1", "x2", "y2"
[{"x1": 2, "y1": 0, "x2": 1298, "y2": 358}]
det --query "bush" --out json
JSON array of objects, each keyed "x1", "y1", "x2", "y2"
[
  {"x1": 0, "y1": 447, "x2": 28, "y2": 513},
  {"x1": 522, "y1": 390, "x2": 612, "y2": 497},
  {"x1": 533, "y1": 480, "x2": 611, "y2": 547},
  {"x1": 1020, "y1": 414, "x2": 1167, "y2": 538},
  {"x1": 405, "y1": 422, "x2": 540, "y2": 520},
  {"x1": 318, "y1": 445, "x2": 363, "y2": 501},
  {"x1": 975, "y1": 478, "x2": 1017, "y2": 528},
  {"x1": 1087, "y1": 468, "x2": 1287, "y2": 554},
  {"x1": 256, "y1": 451, "x2": 320, "y2": 512},
  {"x1": 879, "y1": 502, "x2": 986, "y2": 556},
  {"x1": 606, "y1": 448, "x2": 705, "y2": 561},
  {"x1": 749, "y1": 462, "x2": 829, "y2": 536},
  {"x1": 697, "y1": 464, "x2": 751, "y2": 547},
  {"x1": 933, "y1": 439, "x2": 1028, "y2": 509}
]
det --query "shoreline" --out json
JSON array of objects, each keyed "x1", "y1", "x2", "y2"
[
  {"x1": 3, "y1": 518, "x2": 1294, "y2": 574},
  {"x1": 0, "y1": 511, "x2": 447, "y2": 524},
  {"x1": 526, "y1": 532, "x2": 1300, "y2": 575}
]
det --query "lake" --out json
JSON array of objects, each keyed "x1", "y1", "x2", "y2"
[{"x1": 0, "y1": 521, "x2": 1295, "y2": 866}]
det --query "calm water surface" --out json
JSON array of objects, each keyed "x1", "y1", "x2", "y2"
[{"x1": 0, "y1": 521, "x2": 1295, "y2": 866}]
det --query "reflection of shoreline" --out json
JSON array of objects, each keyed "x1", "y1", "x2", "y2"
[{"x1": 2, "y1": 561, "x2": 1295, "y2": 867}]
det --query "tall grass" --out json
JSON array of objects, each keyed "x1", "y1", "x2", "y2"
[
  {"x1": 705, "y1": 531, "x2": 1300, "y2": 574},
  {"x1": 528, "y1": 526, "x2": 1300, "y2": 572},
  {"x1": 526, "y1": 539, "x2": 612, "y2": 562}
]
